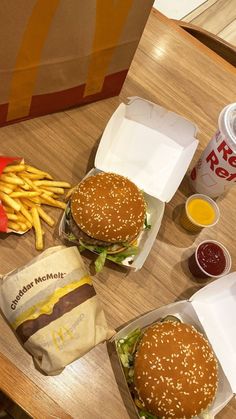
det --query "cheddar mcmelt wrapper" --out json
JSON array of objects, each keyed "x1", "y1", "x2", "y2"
[{"x1": 0, "y1": 246, "x2": 113, "y2": 375}]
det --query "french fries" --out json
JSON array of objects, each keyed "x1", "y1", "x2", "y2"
[
  {"x1": 3, "y1": 164, "x2": 26, "y2": 173},
  {"x1": 31, "y1": 207, "x2": 43, "y2": 250},
  {"x1": 20, "y1": 203, "x2": 33, "y2": 224},
  {"x1": 65, "y1": 186, "x2": 77, "y2": 202},
  {"x1": 3, "y1": 205, "x2": 14, "y2": 213},
  {"x1": 41, "y1": 193, "x2": 67, "y2": 209},
  {"x1": 0, "y1": 174, "x2": 24, "y2": 185},
  {"x1": 42, "y1": 186, "x2": 65, "y2": 195},
  {"x1": 7, "y1": 221, "x2": 20, "y2": 231},
  {"x1": 0, "y1": 184, "x2": 12, "y2": 194},
  {"x1": 25, "y1": 165, "x2": 53, "y2": 179},
  {"x1": 5, "y1": 213, "x2": 18, "y2": 221},
  {"x1": 37, "y1": 206, "x2": 55, "y2": 227},
  {"x1": 0, "y1": 192, "x2": 21, "y2": 212},
  {"x1": 0, "y1": 162, "x2": 71, "y2": 251},
  {"x1": 34, "y1": 180, "x2": 71, "y2": 188}
]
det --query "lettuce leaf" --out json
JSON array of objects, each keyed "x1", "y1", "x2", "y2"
[
  {"x1": 79, "y1": 240, "x2": 138, "y2": 268},
  {"x1": 67, "y1": 232, "x2": 77, "y2": 242},
  {"x1": 117, "y1": 329, "x2": 160, "y2": 419},
  {"x1": 95, "y1": 249, "x2": 107, "y2": 273},
  {"x1": 79, "y1": 241, "x2": 106, "y2": 254},
  {"x1": 144, "y1": 214, "x2": 151, "y2": 230},
  {"x1": 107, "y1": 246, "x2": 139, "y2": 263},
  {"x1": 139, "y1": 410, "x2": 159, "y2": 419},
  {"x1": 117, "y1": 328, "x2": 142, "y2": 385},
  {"x1": 199, "y1": 410, "x2": 211, "y2": 419},
  {"x1": 117, "y1": 328, "x2": 142, "y2": 367}
]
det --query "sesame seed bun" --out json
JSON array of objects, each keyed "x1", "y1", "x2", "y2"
[
  {"x1": 70, "y1": 172, "x2": 146, "y2": 243},
  {"x1": 134, "y1": 322, "x2": 218, "y2": 419}
]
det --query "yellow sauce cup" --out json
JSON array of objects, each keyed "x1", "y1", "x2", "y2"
[{"x1": 180, "y1": 194, "x2": 220, "y2": 233}]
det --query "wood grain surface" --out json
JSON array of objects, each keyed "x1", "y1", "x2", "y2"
[
  {"x1": 185, "y1": 0, "x2": 236, "y2": 35},
  {"x1": 0, "y1": 9, "x2": 236, "y2": 419},
  {"x1": 184, "y1": 0, "x2": 236, "y2": 47},
  {"x1": 172, "y1": 19, "x2": 236, "y2": 66}
]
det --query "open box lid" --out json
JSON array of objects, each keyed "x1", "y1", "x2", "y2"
[
  {"x1": 190, "y1": 273, "x2": 236, "y2": 393},
  {"x1": 95, "y1": 97, "x2": 198, "y2": 202}
]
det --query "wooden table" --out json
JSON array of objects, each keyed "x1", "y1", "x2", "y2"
[{"x1": 1, "y1": 9, "x2": 236, "y2": 419}]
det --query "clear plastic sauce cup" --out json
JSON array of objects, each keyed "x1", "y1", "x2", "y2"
[
  {"x1": 180, "y1": 194, "x2": 220, "y2": 233},
  {"x1": 188, "y1": 240, "x2": 231, "y2": 280}
]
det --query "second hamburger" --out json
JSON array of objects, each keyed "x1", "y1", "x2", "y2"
[{"x1": 117, "y1": 318, "x2": 219, "y2": 419}]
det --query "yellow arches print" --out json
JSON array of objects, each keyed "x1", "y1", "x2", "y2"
[
  {"x1": 84, "y1": 0, "x2": 133, "y2": 97},
  {"x1": 7, "y1": 0, "x2": 60, "y2": 121},
  {"x1": 7, "y1": 0, "x2": 133, "y2": 121}
]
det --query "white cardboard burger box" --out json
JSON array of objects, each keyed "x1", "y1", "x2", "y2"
[
  {"x1": 60, "y1": 96, "x2": 198, "y2": 270},
  {"x1": 107, "y1": 273, "x2": 236, "y2": 418}
]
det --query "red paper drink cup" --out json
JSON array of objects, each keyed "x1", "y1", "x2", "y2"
[
  {"x1": 188, "y1": 240, "x2": 231, "y2": 279},
  {"x1": 189, "y1": 103, "x2": 236, "y2": 198}
]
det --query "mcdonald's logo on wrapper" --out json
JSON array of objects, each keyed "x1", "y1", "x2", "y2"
[
  {"x1": 51, "y1": 326, "x2": 75, "y2": 351},
  {"x1": 0, "y1": 0, "x2": 154, "y2": 126}
]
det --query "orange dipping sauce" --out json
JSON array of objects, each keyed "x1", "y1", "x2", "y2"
[{"x1": 187, "y1": 198, "x2": 216, "y2": 226}]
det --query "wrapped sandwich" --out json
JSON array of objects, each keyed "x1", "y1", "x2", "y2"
[{"x1": 0, "y1": 246, "x2": 113, "y2": 375}]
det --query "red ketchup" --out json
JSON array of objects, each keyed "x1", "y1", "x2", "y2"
[{"x1": 188, "y1": 241, "x2": 226, "y2": 279}]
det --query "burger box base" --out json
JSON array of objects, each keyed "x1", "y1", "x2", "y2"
[
  {"x1": 107, "y1": 273, "x2": 236, "y2": 418},
  {"x1": 60, "y1": 97, "x2": 198, "y2": 270}
]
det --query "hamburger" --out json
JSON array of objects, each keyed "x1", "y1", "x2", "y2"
[
  {"x1": 117, "y1": 318, "x2": 218, "y2": 419},
  {"x1": 64, "y1": 172, "x2": 148, "y2": 272}
]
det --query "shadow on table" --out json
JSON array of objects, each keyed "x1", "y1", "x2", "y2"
[
  {"x1": 170, "y1": 248, "x2": 210, "y2": 300},
  {"x1": 0, "y1": 231, "x2": 30, "y2": 254},
  {"x1": 86, "y1": 136, "x2": 101, "y2": 173},
  {"x1": 0, "y1": 232, "x2": 22, "y2": 248},
  {"x1": 178, "y1": 174, "x2": 193, "y2": 199},
  {"x1": 155, "y1": 176, "x2": 202, "y2": 249},
  {"x1": 157, "y1": 204, "x2": 200, "y2": 249},
  {"x1": 0, "y1": 232, "x2": 9, "y2": 241}
]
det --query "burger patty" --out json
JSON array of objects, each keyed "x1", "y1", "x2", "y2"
[{"x1": 68, "y1": 213, "x2": 112, "y2": 247}]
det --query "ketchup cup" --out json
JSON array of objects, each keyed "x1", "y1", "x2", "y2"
[{"x1": 188, "y1": 240, "x2": 231, "y2": 280}]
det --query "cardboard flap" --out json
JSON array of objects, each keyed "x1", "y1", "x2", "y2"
[
  {"x1": 190, "y1": 273, "x2": 236, "y2": 393},
  {"x1": 95, "y1": 97, "x2": 198, "y2": 202},
  {"x1": 126, "y1": 97, "x2": 198, "y2": 140}
]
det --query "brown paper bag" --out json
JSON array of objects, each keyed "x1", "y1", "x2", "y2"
[
  {"x1": 0, "y1": 0, "x2": 154, "y2": 126},
  {"x1": 0, "y1": 246, "x2": 113, "y2": 375}
]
